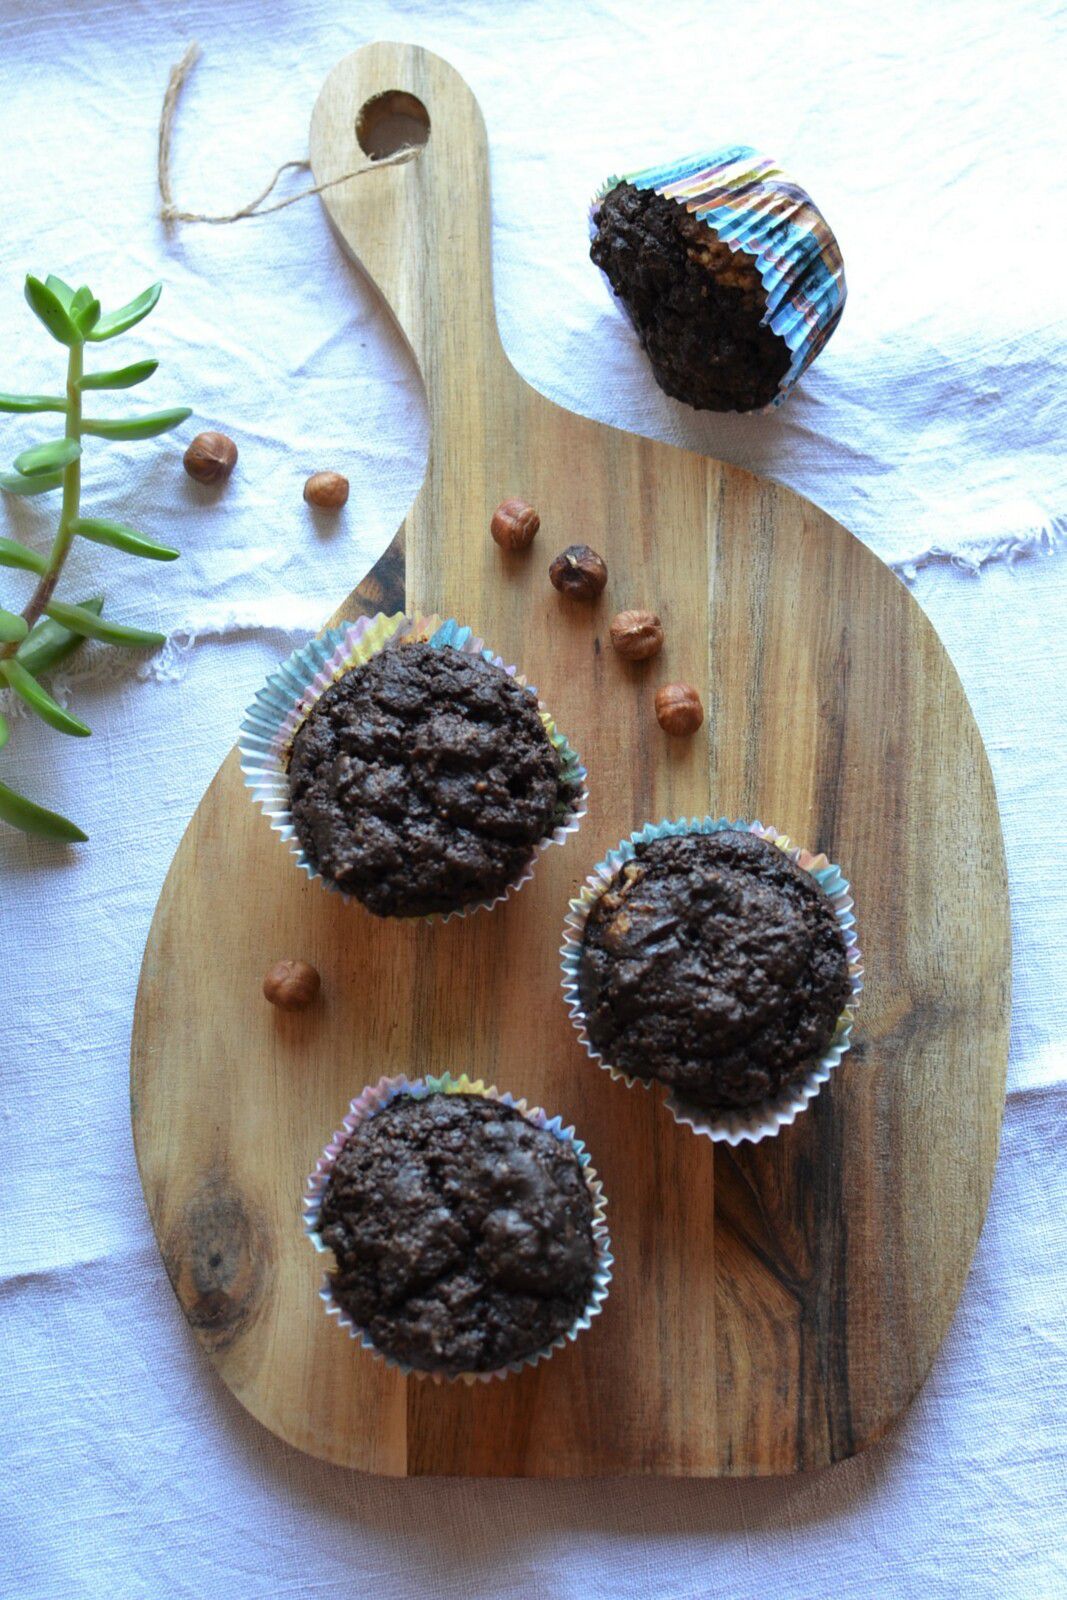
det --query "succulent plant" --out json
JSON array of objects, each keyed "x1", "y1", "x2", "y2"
[{"x1": 0, "y1": 275, "x2": 190, "y2": 842}]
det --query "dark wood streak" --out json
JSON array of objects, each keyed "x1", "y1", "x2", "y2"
[
  {"x1": 714, "y1": 1148, "x2": 807, "y2": 1305},
  {"x1": 805, "y1": 615, "x2": 856, "y2": 1460},
  {"x1": 878, "y1": 995, "x2": 952, "y2": 1052},
  {"x1": 807, "y1": 1089, "x2": 855, "y2": 1462},
  {"x1": 814, "y1": 623, "x2": 851, "y2": 850},
  {"x1": 345, "y1": 528, "x2": 407, "y2": 618},
  {"x1": 162, "y1": 1179, "x2": 274, "y2": 1353},
  {"x1": 716, "y1": 1085, "x2": 855, "y2": 1467}
]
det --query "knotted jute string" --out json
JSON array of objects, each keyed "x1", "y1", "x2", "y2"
[{"x1": 158, "y1": 42, "x2": 417, "y2": 225}]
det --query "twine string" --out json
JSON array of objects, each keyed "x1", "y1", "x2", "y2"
[{"x1": 158, "y1": 42, "x2": 417, "y2": 225}]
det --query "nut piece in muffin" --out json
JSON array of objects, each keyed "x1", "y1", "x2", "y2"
[
  {"x1": 576, "y1": 830, "x2": 851, "y2": 1110},
  {"x1": 288, "y1": 641, "x2": 575, "y2": 918},
  {"x1": 318, "y1": 1092, "x2": 599, "y2": 1375}
]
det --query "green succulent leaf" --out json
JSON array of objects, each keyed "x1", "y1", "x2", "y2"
[
  {"x1": 13, "y1": 437, "x2": 82, "y2": 477},
  {"x1": 0, "y1": 607, "x2": 29, "y2": 644},
  {"x1": 0, "y1": 393, "x2": 67, "y2": 414},
  {"x1": 81, "y1": 407, "x2": 191, "y2": 441},
  {"x1": 0, "y1": 657, "x2": 91, "y2": 737},
  {"x1": 71, "y1": 517, "x2": 179, "y2": 562},
  {"x1": 44, "y1": 275, "x2": 76, "y2": 310},
  {"x1": 0, "y1": 778, "x2": 87, "y2": 842},
  {"x1": 17, "y1": 595, "x2": 102, "y2": 676},
  {"x1": 0, "y1": 537, "x2": 48, "y2": 575},
  {"x1": 86, "y1": 282, "x2": 162, "y2": 342},
  {"x1": 73, "y1": 295, "x2": 101, "y2": 334},
  {"x1": 44, "y1": 600, "x2": 164, "y2": 649},
  {"x1": 0, "y1": 468, "x2": 65, "y2": 497},
  {"x1": 0, "y1": 711, "x2": 8, "y2": 753},
  {"x1": 77, "y1": 359, "x2": 158, "y2": 392},
  {"x1": 25, "y1": 275, "x2": 82, "y2": 346}
]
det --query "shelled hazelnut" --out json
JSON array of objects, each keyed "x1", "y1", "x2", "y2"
[
  {"x1": 655, "y1": 683, "x2": 703, "y2": 736},
  {"x1": 304, "y1": 471, "x2": 349, "y2": 509},
  {"x1": 262, "y1": 959, "x2": 321, "y2": 1012},
  {"x1": 610, "y1": 609, "x2": 664, "y2": 661},
  {"x1": 183, "y1": 430, "x2": 237, "y2": 484},
  {"x1": 491, "y1": 498, "x2": 540, "y2": 550},
  {"x1": 549, "y1": 544, "x2": 608, "y2": 601}
]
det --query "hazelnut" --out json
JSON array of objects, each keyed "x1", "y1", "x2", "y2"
[
  {"x1": 655, "y1": 683, "x2": 704, "y2": 736},
  {"x1": 183, "y1": 430, "x2": 238, "y2": 484},
  {"x1": 304, "y1": 471, "x2": 350, "y2": 510},
  {"x1": 262, "y1": 959, "x2": 321, "y2": 1012},
  {"x1": 491, "y1": 498, "x2": 540, "y2": 550},
  {"x1": 610, "y1": 609, "x2": 664, "y2": 661},
  {"x1": 549, "y1": 544, "x2": 608, "y2": 601}
]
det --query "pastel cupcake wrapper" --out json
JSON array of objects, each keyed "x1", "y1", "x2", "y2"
[
  {"x1": 303, "y1": 1072, "x2": 614, "y2": 1384},
  {"x1": 591, "y1": 145, "x2": 846, "y2": 407},
  {"x1": 561, "y1": 818, "x2": 864, "y2": 1146},
  {"x1": 238, "y1": 613, "x2": 588, "y2": 923}
]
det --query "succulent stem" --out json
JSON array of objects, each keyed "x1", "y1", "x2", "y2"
[{"x1": 0, "y1": 343, "x2": 83, "y2": 661}]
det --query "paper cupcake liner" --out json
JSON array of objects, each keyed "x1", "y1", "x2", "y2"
[
  {"x1": 303, "y1": 1072, "x2": 613, "y2": 1384},
  {"x1": 591, "y1": 145, "x2": 846, "y2": 407},
  {"x1": 561, "y1": 817, "x2": 863, "y2": 1146},
  {"x1": 238, "y1": 613, "x2": 587, "y2": 923}
]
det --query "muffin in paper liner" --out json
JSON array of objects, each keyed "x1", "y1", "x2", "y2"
[
  {"x1": 303, "y1": 1072, "x2": 614, "y2": 1384},
  {"x1": 590, "y1": 145, "x2": 846, "y2": 409},
  {"x1": 238, "y1": 612, "x2": 587, "y2": 923},
  {"x1": 560, "y1": 818, "x2": 864, "y2": 1146}
]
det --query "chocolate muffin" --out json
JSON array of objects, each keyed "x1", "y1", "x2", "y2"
[
  {"x1": 576, "y1": 830, "x2": 851, "y2": 1110},
  {"x1": 591, "y1": 182, "x2": 790, "y2": 412},
  {"x1": 317, "y1": 1092, "x2": 599, "y2": 1375},
  {"x1": 288, "y1": 642, "x2": 572, "y2": 917}
]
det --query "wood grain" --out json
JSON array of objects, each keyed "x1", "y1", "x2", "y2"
[{"x1": 130, "y1": 43, "x2": 1009, "y2": 1476}]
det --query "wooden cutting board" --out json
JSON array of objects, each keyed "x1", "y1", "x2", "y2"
[{"x1": 130, "y1": 43, "x2": 1009, "y2": 1476}]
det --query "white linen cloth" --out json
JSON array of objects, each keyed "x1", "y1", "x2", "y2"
[{"x1": 1, "y1": 1, "x2": 1065, "y2": 1595}]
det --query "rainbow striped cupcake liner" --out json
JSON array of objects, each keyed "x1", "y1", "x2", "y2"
[
  {"x1": 561, "y1": 817, "x2": 864, "y2": 1145},
  {"x1": 238, "y1": 613, "x2": 587, "y2": 923},
  {"x1": 304, "y1": 1072, "x2": 613, "y2": 1384},
  {"x1": 591, "y1": 145, "x2": 846, "y2": 407}
]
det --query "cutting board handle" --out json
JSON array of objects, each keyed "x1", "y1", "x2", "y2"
[{"x1": 310, "y1": 43, "x2": 510, "y2": 437}]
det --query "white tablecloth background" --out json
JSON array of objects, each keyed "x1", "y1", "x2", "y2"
[{"x1": 1, "y1": 1, "x2": 1065, "y2": 1595}]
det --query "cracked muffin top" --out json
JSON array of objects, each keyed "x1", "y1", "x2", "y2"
[
  {"x1": 288, "y1": 641, "x2": 571, "y2": 917},
  {"x1": 318, "y1": 1092, "x2": 598, "y2": 1375},
  {"x1": 576, "y1": 830, "x2": 850, "y2": 1110}
]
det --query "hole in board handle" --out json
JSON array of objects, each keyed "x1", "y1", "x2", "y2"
[{"x1": 356, "y1": 91, "x2": 431, "y2": 160}]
